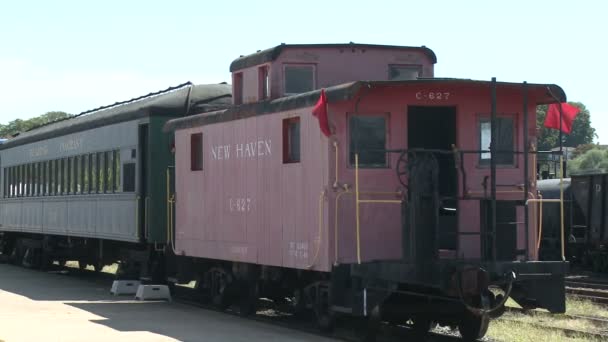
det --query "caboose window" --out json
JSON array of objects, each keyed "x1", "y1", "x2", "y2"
[
  {"x1": 349, "y1": 115, "x2": 388, "y2": 168},
  {"x1": 234, "y1": 72, "x2": 244, "y2": 105},
  {"x1": 259, "y1": 66, "x2": 270, "y2": 100},
  {"x1": 191, "y1": 133, "x2": 203, "y2": 171},
  {"x1": 283, "y1": 117, "x2": 301, "y2": 163},
  {"x1": 479, "y1": 117, "x2": 515, "y2": 165},
  {"x1": 284, "y1": 65, "x2": 314, "y2": 95},
  {"x1": 388, "y1": 65, "x2": 421, "y2": 80}
]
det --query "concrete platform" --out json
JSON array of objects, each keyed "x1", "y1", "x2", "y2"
[{"x1": 0, "y1": 264, "x2": 333, "y2": 342}]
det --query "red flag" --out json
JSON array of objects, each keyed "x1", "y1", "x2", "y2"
[
  {"x1": 544, "y1": 102, "x2": 580, "y2": 134},
  {"x1": 312, "y1": 89, "x2": 331, "y2": 137}
]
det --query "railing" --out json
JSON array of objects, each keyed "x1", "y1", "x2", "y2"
[{"x1": 344, "y1": 146, "x2": 566, "y2": 264}]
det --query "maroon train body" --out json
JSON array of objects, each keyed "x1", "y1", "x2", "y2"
[{"x1": 164, "y1": 44, "x2": 568, "y2": 340}]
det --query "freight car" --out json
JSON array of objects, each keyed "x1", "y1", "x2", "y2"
[
  {"x1": 164, "y1": 43, "x2": 568, "y2": 341},
  {"x1": 0, "y1": 82, "x2": 231, "y2": 274},
  {"x1": 538, "y1": 172, "x2": 608, "y2": 271}
]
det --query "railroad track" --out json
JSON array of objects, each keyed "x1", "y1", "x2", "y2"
[
  {"x1": 565, "y1": 281, "x2": 608, "y2": 305},
  {"x1": 504, "y1": 307, "x2": 608, "y2": 340},
  {"x1": 506, "y1": 307, "x2": 608, "y2": 326},
  {"x1": 499, "y1": 317, "x2": 608, "y2": 340}
]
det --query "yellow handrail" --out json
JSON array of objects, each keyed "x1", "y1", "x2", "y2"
[
  {"x1": 536, "y1": 194, "x2": 543, "y2": 255},
  {"x1": 334, "y1": 190, "x2": 402, "y2": 265},
  {"x1": 307, "y1": 190, "x2": 325, "y2": 269},
  {"x1": 358, "y1": 199, "x2": 402, "y2": 204}
]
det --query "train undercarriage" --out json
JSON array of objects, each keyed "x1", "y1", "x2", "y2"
[{"x1": 0, "y1": 230, "x2": 567, "y2": 342}]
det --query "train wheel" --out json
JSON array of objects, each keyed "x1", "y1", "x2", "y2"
[
  {"x1": 312, "y1": 282, "x2": 334, "y2": 332},
  {"x1": 207, "y1": 267, "x2": 233, "y2": 310},
  {"x1": 458, "y1": 302, "x2": 490, "y2": 342},
  {"x1": 458, "y1": 313, "x2": 489, "y2": 341}
]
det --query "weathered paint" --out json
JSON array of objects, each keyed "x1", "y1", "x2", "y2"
[
  {"x1": 174, "y1": 81, "x2": 545, "y2": 272},
  {"x1": 175, "y1": 109, "x2": 329, "y2": 270},
  {"x1": 234, "y1": 46, "x2": 435, "y2": 104}
]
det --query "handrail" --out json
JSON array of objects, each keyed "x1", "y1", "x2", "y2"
[
  {"x1": 307, "y1": 190, "x2": 325, "y2": 269},
  {"x1": 333, "y1": 190, "x2": 401, "y2": 265},
  {"x1": 536, "y1": 192, "x2": 544, "y2": 253},
  {"x1": 353, "y1": 153, "x2": 403, "y2": 264}
]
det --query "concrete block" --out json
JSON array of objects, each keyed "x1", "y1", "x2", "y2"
[
  {"x1": 110, "y1": 280, "x2": 141, "y2": 295},
  {"x1": 135, "y1": 284, "x2": 172, "y2": 301}
]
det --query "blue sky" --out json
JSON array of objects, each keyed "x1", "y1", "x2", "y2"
[{"x1": 1, "y1": 1, "x2": 606, "y2": 142}]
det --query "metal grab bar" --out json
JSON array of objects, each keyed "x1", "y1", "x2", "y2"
[
  {"x1": 353, "y1": 153, "x2": 404, "y2": 264},
  {"x1": 333, "y1": 190, "x2": 402, "y2": 265},
  {"x1": 307, "y1": 191, "x2": 325, "y2": 269}
]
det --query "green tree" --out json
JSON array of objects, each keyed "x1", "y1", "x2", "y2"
[
  {"x1": 568, "y1": 147, "x2": 608, "y2": 174},
  {"x1": 536, "y1": 102, "x2": 596, "y2": 151},
  {"x1": 0, "y1": 111, "x2": 71, "y2": 138}
]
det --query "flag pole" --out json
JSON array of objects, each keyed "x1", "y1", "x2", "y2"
[{"x1": 559, "y1": 103, "x2": 564, "y2": 154}]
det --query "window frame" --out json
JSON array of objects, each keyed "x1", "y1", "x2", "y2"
[
  {"x1": 347, "y1": 113, "x2": 391, "y2": 169},
  {"x1": 283, "y1": 64, "x2": 316, "y2": 96},
  {"x1": 388, "y1": 64, "x2": 422, "y2": 81},
  {"x1": 190, "y1": 133, "x2": 203, "y2": 171},
  {"x1": 234, "y1": 72, "x2": 244, "y2": 105},
  {"x1": 282, "y1": 117, "x2": 301, "y2": 164},
  {"x1": 258, "y1": 65, "x2": 270, "y2": 100},
  {"x1": 477, "y1": 114, "x2": 517, "y2": 167}
]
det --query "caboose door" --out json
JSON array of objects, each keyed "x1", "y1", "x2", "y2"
[{"x1": 406, "y1": 106, "x2": 458, "y2": 265}]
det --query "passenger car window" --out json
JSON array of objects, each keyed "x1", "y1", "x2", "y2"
[{"x1": 123, "y1": 163, "x2": 135, "y2": 192}]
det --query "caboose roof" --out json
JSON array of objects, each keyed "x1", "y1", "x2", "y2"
[
  {"x1": 229, "y1": 43, "x2": 438, "y2": 72},
  {"x1": 0, "y1": 83, "x2": 232, "y2": 150},
  {"x1": 165, "y1": 78, "x2": 566, "y2": 132}
]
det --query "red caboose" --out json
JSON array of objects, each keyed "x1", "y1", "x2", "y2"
[{"x1": 166, "y1": 44, "x2": 566, "y2": 341}]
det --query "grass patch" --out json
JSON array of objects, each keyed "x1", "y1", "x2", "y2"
[
  {"x1": 491, "y1": 297, "x2": 608, "y2": 341},
  {"x1": 565, "y1": 297, "x2": 608, "y2": 319},
  {"x1": 488, "y1": 319, "x2": 603, "y2": 342},
  {"x1": 506, "y1": 296, "x2": 608, "y2": 319},
  {"x1": 500, "y1": 311, "x2": 600, "y2": 334}
]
